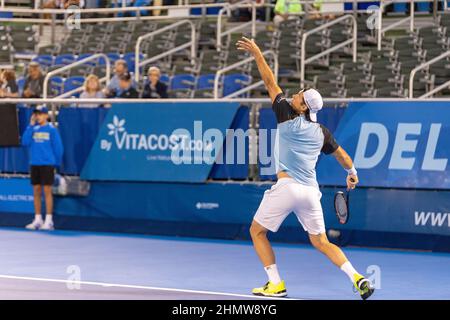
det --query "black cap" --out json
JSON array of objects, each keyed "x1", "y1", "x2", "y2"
[{"x1": 33, "y1": 105, "x2": 49, "y2": 114}]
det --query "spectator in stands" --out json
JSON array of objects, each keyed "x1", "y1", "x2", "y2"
[
  {"x1": 141, "y1": 67, "x2": 168, "y2": 99},
  {"x1": 80, "y1": 74, "x2": 105, "y2": 108},
  {"x1": 118, "y1": 72, "x2": 139, "y2": 99},
  {"x1": 43, "y1": 0, "x2": 84, "y2": 10},
  {"x1": 22, "y1": 62, "x2": 45, "y2": 99},
  {"x1": 229, "y1": 0, "x2": 252, "y2": 22},
  {"x1": 0, "y1": 69, "x2": 19, "y2": 98},
  {"x1": 104, "y1": 59, "x2": 135, "y2": 98},
  {"x1": 273, "y1": 0, "x2": 301, "y2": 26},
  {"x1": 22, "y1": 105, "x2": 63, "y2": 231},
  {"x1": 273, "y1": 0, "x2": 323, "y2": 27}
]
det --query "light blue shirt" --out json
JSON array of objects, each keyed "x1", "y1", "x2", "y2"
[
  {"x1": 272, "y1": 94, "x2": 339, "y2": 189},
  {"x1": 274, "y1": 116, "x2": 324, "y2": 189}
]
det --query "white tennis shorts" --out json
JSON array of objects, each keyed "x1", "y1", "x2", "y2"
[{"x1": 253, "y1": 177, "x2": 325, "y2": 235}]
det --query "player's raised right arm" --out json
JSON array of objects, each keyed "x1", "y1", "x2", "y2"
[{"x1": 236, "y1": 37, "x2": 282, "y2": 102}]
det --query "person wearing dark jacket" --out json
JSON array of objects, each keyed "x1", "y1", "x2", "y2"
[
  {"x1": 22, "y1": 105, "x2": 63, "y2": 231},
  {"x1": 141, "y1": 66, "x2": 168, "y2": 99},
  {"x1": 22, "y1": 62, "x2": 46, "y2": 99},
  {"x1": 118, "y1": 72, "x2": 139, "y2": 99}
]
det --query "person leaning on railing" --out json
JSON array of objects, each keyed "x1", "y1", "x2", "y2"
[
  {"x1": 117, "y1": 72, "x2": 140, "y2": 99},
  {"x1": 79, "y1": 74, "x2": 105, "y2": 108},
  {"x1": 0, "y1": 69, "x2": 19, "y2": 98},
  {"x1": 22, "y1": 62, "x2": 46, "y2": 99},
  {"x1": 141, "y1": 66, "x2": 168, "y2": 99},
  {"x1": 104, "y1": 59, "x2": 137, "y2": 98}
]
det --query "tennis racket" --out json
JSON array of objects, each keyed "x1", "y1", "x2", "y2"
[
  {"x1": 334, "y1": 190, "x2": 350, "y2": 224},
  {"x1": 334, "y1": 175, "x2": 356, "y2": 224}
]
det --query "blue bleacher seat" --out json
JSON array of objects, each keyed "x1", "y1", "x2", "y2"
[
  {"x1": 393, "y1": 3, "x2": 407, "y2": 12},
  {"x1": 124, "y1": 52, "x2": 144, "y2": 73},
  {"x1": 196, "y1": 74, "x2": 215, "y2": 90},
  {"x1": 130, "y1": 0, "x2": 152, "y2": 17},
  {"x1": 0, "y1": 12, "x2": 13, "y2": 19},
  {"x1": 32, "y1": 55, "x2": 53, "y2": 67},
  {"x1": 54, "y1": 54, "x2": 76, "y2": 66},
  {"x1": 170, "y1": 74, "x2": 195, "y2": 90},
  {"x1": 16, "y1": 77, "x2": 25, "y2": 95},
  {"x1": 223, "y1": 74, "x2": 251, "y2": 97},
  {"x1": 159, "y1": 74, "x2": 170, "y2": 85},
  {"x1": 112, "y1": 0, "x2": 134, "y2": 17},
  {"x1": 49, "y1": 76, "x2": 65, "y2": 96},
  {"x1": 64, "y1": 76, "x2": 85, "y2": 97},
  {"x1": 417, "y1": 1, "x2": 430, "y2": 12},
  {"x1": 76, "y1": 53, "x2": 96, "y2": 65},
  {"x1": 98, "y1": 53, "x2": 121, "y2": 66},
  {"x1": 191, "y1": 5, "x2": 222, "y2": 15},
  {"x1": 344, "y1": 1, "x2": 380, "y2": 10}
]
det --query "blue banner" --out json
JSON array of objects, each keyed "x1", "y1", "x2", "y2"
[
  {"x1": 317, "y1": 101, "x2": 450, "y2": 189},
  {"x1": 0, "y1": 178, "x2": 34, "y2": 213},
  {"x1": 54, "y1": 181, "x2": 450, "y2": 237},
  {"x1": 59, "y1": 107, "x2": 109, "y2": 175},
  {"x1": 209, "y1": 106, "x2": 250, "y2": 180},
  {"x1": 80, "y1": 102, "x2": 240, "y2": 182}
]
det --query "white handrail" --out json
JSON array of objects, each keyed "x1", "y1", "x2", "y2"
[
  {"x1": 216, "y1": 0, "x2": 258, "y2": 51},
  {"x1": 409, "y1": 51, "x2": 450, "y2": 98},
  {"x1": 134, "y1": 19, "x2": 196, "y2": 83},
  {"x1": 0, "y1": 14, "x2": 208, "y2": 25},
  {"x1": 2, "y1": 0, "x2": 447, "y2": 13},
  {"x1": 213, "y1": 50, "x2": 278, "y2": 99},
  {"x1": 3, "y1": 97, "x2": 450, "y2": 105},
  {"x1": 420, "y1": 79, "x2": 450, "y2": 98},
  {"x1": 43, "y1": 53, "x2": 111, "y2": 99},
  {"x1": 0, "y1": 3, "x2": 228, "y2": 14},
  {"x1": 53, "y1": 75, "x2": 109, "y2": 99},
  {"x1": 300, "y1": 14, "x2": 357, "y2": 85},
  {"x1": 377, "y1": 0, "x2": 414, "y2": 51}
]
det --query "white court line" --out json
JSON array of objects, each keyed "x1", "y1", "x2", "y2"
[{"x1": 0, "y1": 274, "x2": 298, "y2": 300}]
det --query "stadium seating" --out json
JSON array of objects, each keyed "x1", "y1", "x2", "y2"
[{"x1": 2, "y1": 6, "x2": 449, "y2": 99}]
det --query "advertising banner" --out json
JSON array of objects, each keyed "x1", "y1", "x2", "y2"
[
  {"x1": 0, "y1": 178, "x2": 34, "y2": 213},
  {"x1": 317, "y1": 101, "x2": 450, "y2": 189},
  {"x1": 80, "y1": 102, "x2": 240, "y2": 182}
]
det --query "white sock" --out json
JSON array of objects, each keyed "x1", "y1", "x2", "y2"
[
  {"x1": 45, "y1": 214, "x2": 53, "y2": 224},
  {"x1": 264, "y1": 264, "x2": 282, "y2": 285},
  {"x1": 34, "y1": 215, "x2": 43, "y2": 223},
  {"x1": 340, "y1": 261, "x2": 360, "y2": 282}
]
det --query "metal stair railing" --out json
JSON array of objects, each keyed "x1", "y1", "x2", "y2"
[
  {"x1": 377, "y1": 0, "x2": 415, "y2": 51},
  {"x1": 409, "y1": 50, "x2": 450, "y2": 98},
  {"x1": 300, "y1": 14, "x2": 357, "y2": 86},
  {"x1": 134, "y1": 19, "x2": 196, "y2": 83},
  {"x1": 43, "y1": 53, "x2": 111, "y2": 99},
  {"x1": 216, "y1": 0, "x2": 258, "y2": 51},
  {"x1": 213, "y1": 50, "x2": 278, "y2": 99}
]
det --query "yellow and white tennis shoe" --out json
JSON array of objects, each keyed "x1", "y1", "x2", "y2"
[
  {"x1": 252, "y1": 281, "x2": 287, "y2": 297},
  {"x1": 353, "y1": 274, "x2": 375, "y2": 300}
]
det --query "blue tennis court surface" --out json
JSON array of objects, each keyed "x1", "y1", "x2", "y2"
[{"x1": 0, "y1": 227, "x2": 448, "y2": 300}]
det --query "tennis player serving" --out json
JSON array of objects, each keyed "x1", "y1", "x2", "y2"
[{"x1": 236, "y1": 37, "x2": 374, "y2": 300}]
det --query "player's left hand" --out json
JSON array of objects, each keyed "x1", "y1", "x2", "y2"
[
  {"x1": 236, "y1": 37, "x2": 262, "y2": 57},
  {"x1": 347, "y1": 174, "x2": 358, "y2": 190}
]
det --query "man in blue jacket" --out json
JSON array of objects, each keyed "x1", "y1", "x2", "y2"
[{"x1": 22, "y1": 105, "x2": 63, "y2": 230}]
